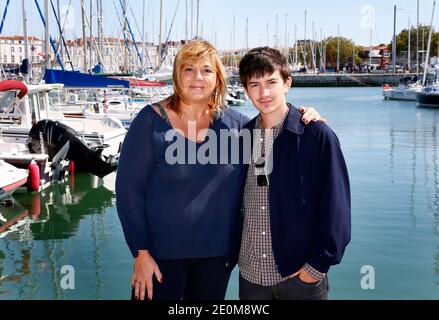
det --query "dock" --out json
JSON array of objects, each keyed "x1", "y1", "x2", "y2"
[{"x1": 228, "y1": 73, "x2": 430, "y2": 87}]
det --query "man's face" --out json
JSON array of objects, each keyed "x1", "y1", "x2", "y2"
[{"x1": 244, "y1": 70, "x2": 291, "y2": 115}]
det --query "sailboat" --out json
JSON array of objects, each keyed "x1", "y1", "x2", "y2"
[
  {"x1": 416, "y1": 0, "x2": 439, "y2": 107},
  {"x1": 383, "y1": 76, "x2": 422, "y2": 101},
  {"x1": 383, "y1": 5, "x2": 423, "y2": 101},
  {"x1": 0, "y1": 160, "x2": 28, "y2": 200}
]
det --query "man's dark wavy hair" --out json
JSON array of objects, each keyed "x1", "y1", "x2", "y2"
[{"x1": 239, "y1": 46, "x2": 291, "y2": 89}]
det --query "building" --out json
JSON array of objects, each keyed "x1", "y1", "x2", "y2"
[
  {"x1": 0, "y1": 36, "x2": 44, "y2": 67},
  {"x1": 360, "y1": 44, "x2": 390, "y2": 69},
  {"x1": 1, "y1": 35, "x2": 185, "y2": 74},
  {"x1": 63, "y1": 37, "x2": 182, "y2": 73}
]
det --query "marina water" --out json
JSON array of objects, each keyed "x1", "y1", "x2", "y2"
[{"x1": 1, "y1": 87, "x2": 439, "y2": 299}]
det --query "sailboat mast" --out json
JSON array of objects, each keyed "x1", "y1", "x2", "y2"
[
  {"x1": 190, "y1": 0, "x2": 193, "y2": 39},
  {"x1": 81, "y1": 0, "x2": 87, "y2": 72},
  {"x1": 285, "y1": 13, "x2": 288, "y2": 57},
  {"x1": 266, "y1": 20, "x2": 269, "y2": 46},
  {"x1": 245, "y1": 18, "x2": 248, "y2": 50},
  {"x1": 337, "y1": 25, "x2": 340, "y2": 72},
  {"x1": 142, "y1": 0, "x2": 146, "y2": 68},
  {"x1": 185, "y1": 0, "x2": 188, "y2": 42},
  {"x1": 22, "y1": 0, "x2": 29, "y2": 82},
  {"x1": 275, "y1": 13, "x2": 278, "y2": 47},
  {"x1": 44, "y1": 0, "x2": 50, "y2": 69},
  {"x1": 57, "y1": 0, "x2": 63, "y2": 61},
  {"x1": 408, "y1": 18, "x2": 411, "y2": 73},
  {"x1": 392, "y1": 5, "x2": 397, "y2": 74},
  {"x1": 422, "y1": 0, "x2": 436, "y2": 85},
  {"x1": 369, "y1": 10, "x2": 372, "y2": 67},
  {"x1": 98, "y1": 0, "x2": 104, "y2": 66},
  {"x1": 416, "y1": 0, "x2": 420, "y2": 75},
  {"x1": 304, "y1": 10, "x2": 307, "y2": 70},
  {"x1": 122, "y1": 0, "x2": 128, "y2": 71},
  {"x1": 321, "y1": 27, "x2": 324, "y2": 70},
  {"x1": 294, "y1": 24, "x2": 297, "y2": 67},
  {"x1": 90, "y1": 0, "x2": 93, "y2": 71},
  {"x1": 311, "y1": 22, "x2": 316, "y2": 72},
  {"x1": 232, "y1": 14, "x2": 235, "y2": 54},
  {"x1": 196, "y1": 0, "x2": 200, "y2": 38},
  {"x1": 158, "y1": 0, "x2": 163, "y2": 69}
]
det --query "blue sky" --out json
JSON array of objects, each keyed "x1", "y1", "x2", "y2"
[{"x1": 1, "y1": 0, "x2": 437, "y2": 49}]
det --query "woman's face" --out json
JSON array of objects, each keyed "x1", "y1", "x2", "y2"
[{"x1": 179, "y1": 57, "x2": 217, "y2": 104}]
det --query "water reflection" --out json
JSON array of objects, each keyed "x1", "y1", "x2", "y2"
[{"x1": 0, "y1": 173, "x2": 115, "y2": 299}]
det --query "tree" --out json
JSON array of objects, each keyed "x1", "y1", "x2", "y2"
[
  {"x1": 288, "y1": 37, "x2": 359, "y2": 70},
  {"x1": 389, "y1": 25, "x2": 439, "y2": 66}
]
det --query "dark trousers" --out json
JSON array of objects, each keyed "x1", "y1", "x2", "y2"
[
  {"x1": 132, "y1": 256, "x2": 231, "y2": 301},
  {"x1": 239, "y1": 274, "x2": 329, "y2": 300}
]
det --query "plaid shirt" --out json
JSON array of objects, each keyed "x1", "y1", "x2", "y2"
[{"x1": 239, "y1": 107, "x2": 325, "y2": 286}]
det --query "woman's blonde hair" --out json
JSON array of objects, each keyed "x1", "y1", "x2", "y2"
[{"x1": 167, "y1": 40, "x2": 227, "y2": 116}]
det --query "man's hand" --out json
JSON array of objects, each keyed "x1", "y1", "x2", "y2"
[{"x1": 298, "y1": 267, "x2": 320, "y2": 284}]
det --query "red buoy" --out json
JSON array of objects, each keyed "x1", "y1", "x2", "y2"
[
  {"x1": 27, "y1": 160, "x2": 40, "y2": 192},
  {"x1": 69, "y1": 160, "x2": 75, "y2": 175}
]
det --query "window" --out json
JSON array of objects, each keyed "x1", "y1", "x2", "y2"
[
  {"x1": 38, "y1": 92, "x2": 46, "y2": 114},
  {"x1": 3, "y1": 55, "x2": 6, "y2": 63},
  {"x1": 29, "y1": 93, "x2": 40, "y2": 124},
  {"x1": 19, "y1": 47, "x2": 22, "y2": 53},
  {"x1": 11, "y1": 47, "x2": 14, "y2": 53},
  {"x1": 11, "y1": 56, "x2": 15, "y2": 63}
]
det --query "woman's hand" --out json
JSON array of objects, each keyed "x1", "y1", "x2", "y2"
[
  {"x1": 298, "y1": 106, "x2": 327, "y2": 124},
  {"x1": 131, "y1": 250, "x2": 163, "y2": 300}
]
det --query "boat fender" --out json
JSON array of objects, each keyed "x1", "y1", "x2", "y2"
[
  {"x1": 69, "y1": 160, "x2": 75, "y2": 175},
  {"x1": 27, "y1": 160, "x2": 40, "y2": 192}
]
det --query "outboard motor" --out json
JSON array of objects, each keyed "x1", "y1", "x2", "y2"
[{"x1": 28, "y1": 120, "x2": 117, "y2": 177}]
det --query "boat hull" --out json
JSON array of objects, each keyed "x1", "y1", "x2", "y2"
[{"x1": 416, "y1": 92, "x2": 439, "y2": 108}]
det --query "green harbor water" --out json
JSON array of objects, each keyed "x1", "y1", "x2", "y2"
[{"x1": 1, "y1": 87, "x2": 439, "y2": 299}]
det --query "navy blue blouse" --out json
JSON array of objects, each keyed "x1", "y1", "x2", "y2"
[{"x1": 116, "y1": 105, "x2": 249, "y2": 262}]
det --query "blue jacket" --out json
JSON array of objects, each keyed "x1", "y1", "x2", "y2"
[
  {"x1": 116, "y1": 106, "x2": 248, "y2": 269},
  {"x1": 243, "y1": 106, "x2": 351, "y2": 276}
]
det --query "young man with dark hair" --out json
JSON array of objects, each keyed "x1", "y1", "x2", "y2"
[{"x1": 238, "y1": 47, "x2": 351, "y2": 300}]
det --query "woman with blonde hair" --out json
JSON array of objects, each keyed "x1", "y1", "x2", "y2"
[{"x1": 116, "y1": 40, "x2": 320, "y2": 300}]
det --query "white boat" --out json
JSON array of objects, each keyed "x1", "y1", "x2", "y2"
[
  {"x1": 0, "y1": 80, "x2": 126, "y2": 177},
  {"x1": 383, "y1": 76, "x2": 423, "y2": 101},
  {"x1": 0, "y1": 139, "x2": 69, "y2": 192},
  {"x1": 226, "y1": 85, "x2": 248, "y2": 107},
  {"x1": 0, "y1": 160, "x2": 28, "y2": 200},
  {"x1": 226, "y1": 93, "x2": 246, "y2": 107},
  {"x1": 0, "y1": 81, "x2": 70, "y2": 192}
]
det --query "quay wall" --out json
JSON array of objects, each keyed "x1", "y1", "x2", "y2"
[
  {"x1": 229, "y1": 73, "x2": 432, "y2": 87},
  {"x1": 290, "y1": 73, "x2": 426, "y2": 87}
]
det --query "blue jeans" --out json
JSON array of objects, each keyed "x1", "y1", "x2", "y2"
[{"x1": 239, "y1": 274, "x2": 329, "y2": 300}]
